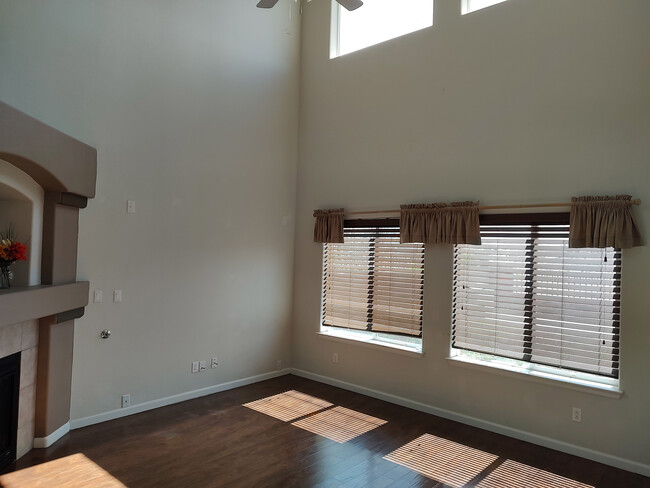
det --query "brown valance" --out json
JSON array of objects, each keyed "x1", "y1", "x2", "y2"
[
  {"x1": 313, "y1": 208, "x2": 344, "y2": 243},
  {"x1": 570, "y1": 195, "x2": 642, "y2": 249},
  {"x1": 400, "y1": 201, "x2": 481, "y2": 245}
]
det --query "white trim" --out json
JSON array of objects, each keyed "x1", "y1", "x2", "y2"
[
  {"x1": 446, "y1": 356, "x2": 623, "y2": 399},
  {"x1": 70, "y1": 369, "x2": 291, "y2": 430},
  {"x1": 317, "y1": 331, "x2": 424, "y2": 358},
  {"x1": 33, "y1": 422, "x2": 70, "y2": 448},
  {"x1": 290, "y1": 368, "x2": 650, "y2": 477},
  {"x1": 329, "y1": 0, "x2": 341, "y2": 59}
]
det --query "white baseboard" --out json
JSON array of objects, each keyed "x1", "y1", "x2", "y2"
[
  {"x1": 70, "y1": 369, "x2": 291, "y2": 430},
  {"x1": 291, "y1": 368, "x2": 650, "y2": 478},
  {"x1": 34, "y1": 422, "x2": 70, "y2": 448},
  {"x1": 65, "y1": 366, "x2": 649, "y2": 477}
]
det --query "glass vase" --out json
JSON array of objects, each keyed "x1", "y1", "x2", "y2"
[{"x1": 0, "y1": 266, "x2": 13, "y2": 289}]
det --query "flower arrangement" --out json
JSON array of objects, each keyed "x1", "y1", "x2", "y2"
[{"x1": 0, "y1": 226, "x2": 28, "y2": 289}]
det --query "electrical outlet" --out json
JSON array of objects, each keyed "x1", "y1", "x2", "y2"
[
  {"x1": 572, "y1": 407, "x2": 582, "y2": 423},
  {"x1": 121, "y1": 394, "x2": 131, "y2": 408},
  {"x1": 211, "y1": 357, "x2": 218, "y2": 368},
  {"x1": 276, "y1": 360, "x2": 282, "y2": 369},
  {"x1": 199, "y1": 360, "x2": 206, "y2": 372},
  {"x1": 192, "y1": 361, "x2": 199, "y2": 373},
  {"x1": 332, "y1": 352, "x2": 339, "y2": 363}
]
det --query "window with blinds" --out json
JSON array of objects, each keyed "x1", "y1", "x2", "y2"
[
  {"x1": 452, "y1": 213, "x2": 621, "y2": 379},
  {"x1": 322, "y1": 219, "x2": 425, "y2": 339}
]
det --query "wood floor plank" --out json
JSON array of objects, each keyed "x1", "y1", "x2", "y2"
[{"x1": 1, "y1": 374, "x2": 647, "y2": 487}]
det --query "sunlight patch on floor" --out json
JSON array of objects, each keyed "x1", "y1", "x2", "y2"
[
  {"x1": 383, "y1": 433, "x2": 498, "y2": 488},
  {"x1": 291, "y1": 406, "x2": 387, "y2": 443},
  {"x1": 476, "y1": 459, "x2": 594, "y2": 488},
  {"x1": 243, "y1": 390, "x2": 333, "y2": 422},
  {"x1": 0, "y1": 453, "x2": 126, "y2": 487}
]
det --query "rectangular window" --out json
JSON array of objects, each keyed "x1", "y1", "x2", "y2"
[
  {"x1": 462, "y1": 0, "x2": 508, "y2": 15},
  {"x1": 452, "y1": 214, "x2": 620, "y2": 384},
  {"x1": 331, "y1": 0, "x2": 433, "y2": 58},
  {"x1": 322, "y1": 219, "x2": 424, "y2": 352}
]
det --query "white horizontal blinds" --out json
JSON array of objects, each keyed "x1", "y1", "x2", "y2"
[
  {"x1": 453, "y1": 232, "x2": 532, "y2": 361},
  {"x1": 452, "y1": 213, "x2": 621, "y2": 378},
  {"x1": 531, "y1": 241, "x2": 620, "y2": 377},
  {"x1": 373, "y1": 231, "x2": 424, "y2": 336},
  {"x1": 322, "y1": 220, "x2": 424, "y2": 337},
  {"x1": 322, "y1": 235, "x2": 372, "y2": 331}
]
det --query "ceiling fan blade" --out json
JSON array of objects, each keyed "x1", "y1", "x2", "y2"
[
  {"x1": 257, "y1": 0, "x2": 281, "y2": 8},
  {"x1": 336, "y1": 0, "x2": 363, "y2": 11}
]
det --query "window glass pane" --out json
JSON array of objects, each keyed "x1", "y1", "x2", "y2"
[
  {"x1": 336, "y1": 0, "x2": 433, "y2": 57},
  {"x1": 462, "y1": 0, "x2": 507, "y2": 15},
  {"x1": 454, "y1": 236, "x2": 530, "y2": 361},
  {"x1": 322, "y1": 223, "x2": 424, "y2": 341}
]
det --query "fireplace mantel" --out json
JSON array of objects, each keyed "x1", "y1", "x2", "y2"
[{"x1": 0, "y1": 282, "x2": 89, "y2": 329}]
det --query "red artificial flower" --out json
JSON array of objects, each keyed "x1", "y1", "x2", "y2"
[{"x1": 8, "y1": 242, "x2": 27, "y2": 261}]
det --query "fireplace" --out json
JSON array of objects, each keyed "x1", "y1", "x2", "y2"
[
  {"x1": 0, "y1": 101, "x2": 97, "y2": 459},
  {"x1": 0, "y1": 352, "x2": 20, "y2": 471}
]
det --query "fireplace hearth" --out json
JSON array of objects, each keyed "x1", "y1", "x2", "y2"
[{"x1": 0, "y1": 351, "x2": 20, "y2": 471}]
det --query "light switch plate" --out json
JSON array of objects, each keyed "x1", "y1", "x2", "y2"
[
  {"x1": 113, "y1": 289, "x2": 122, "y2": 302},
  {"x1": 127, "y1": 200, "x2": 136, "y2": 214},
  {"x1": 93, "y1": 290, "x2": 103, "y2": 303}
]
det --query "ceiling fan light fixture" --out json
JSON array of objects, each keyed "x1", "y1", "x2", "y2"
[
  {"x1": 256, "y1": 0, "x2": 281, "y2": 8},
  {"x1": 256, "y1": 0, "x2": 363, "y2": 11},
  {"x1": 335, "y1": 0, "x2": 363, "y2": 11}
]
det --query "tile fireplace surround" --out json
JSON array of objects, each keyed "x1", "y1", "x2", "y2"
[
  {"x1": 0, "y1": 320, "x2": 38, "y2": 459},
  {"x1": 0, "y1": 101, "x2": 97, "y2": 465}
]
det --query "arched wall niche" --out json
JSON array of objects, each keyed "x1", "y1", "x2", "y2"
[
  {"x1": 0, "y1": 101, "x2": 96, "y2": 198},
  {"x1": 0, "y1": 159, "x2": 43, "y2": 286}
]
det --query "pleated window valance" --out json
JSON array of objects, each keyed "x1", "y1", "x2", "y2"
[
  {"x1": 570, "y1": 195, "x2": 642, "y2": 249},
  {"x1": 313, "y1": 208, "x2": 344, "y2": 243},
  {"x1": 400, "y1": 201, "x2": 481, "y2": 245}
]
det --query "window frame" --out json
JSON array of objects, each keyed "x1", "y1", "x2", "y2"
[
  {"x1": 450, "y1": 213, "x2": 622, "y2": 389},
  {"x1": 461, "y1": 0, "x2": 508, "y2": 15}
]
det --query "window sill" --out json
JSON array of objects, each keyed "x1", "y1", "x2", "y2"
[
  {"x1": 446, "y1": 356, "x2": 622, "y2": 399},
  {"x1": 316, "y1": 331, "x2": 424, "y2": 359}
]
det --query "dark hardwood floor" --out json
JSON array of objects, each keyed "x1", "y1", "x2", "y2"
[{"x1": 1, "y1": 374, "x2": 648, "y2": 487}]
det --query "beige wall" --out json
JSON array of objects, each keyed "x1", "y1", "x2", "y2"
[
  {"x1": 294, "y1": 0, "x2": 649, "y2": 469},
  {"x1": 0, "y1": 0, "x2": 300, "y2": 419},
  {"x1": 1, "y1": 0, "x2": 648, "y2": 473}
]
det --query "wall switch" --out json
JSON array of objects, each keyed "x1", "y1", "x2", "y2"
[
  {"x1": 276, "y1": 360, "x2": 282, "y2": 369},
  {"x1": 192, "y1": 361, "x2": 199, "y2": 373},
  {"x1": 127, "y1": 200, "x2": 136, "y2": 214},
  {"x1": 113, "y1": 289, "x2": 122, "y2": 302},
  {"x1": 332, "y1": 352, "x2": 339, "y2": 363},
  {"x1": 199, "y1": 360, "x2": 206, "y2": 372},
  {"x1": 93, "y1": 290, "x2": 103, "y2": 303},
  {"x1": 211, "y1": 357, "x2": 219, "y2": 368},
  {"x1": 121, "y1": 394, "x2": 131, "y2": 408},
  {"x1": 572, "y1": 407, "x2": 582, "y2": 423}
]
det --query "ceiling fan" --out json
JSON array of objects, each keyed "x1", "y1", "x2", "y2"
[{"x1": 257, "y1": 0, "x2": 363, "y2": 11}]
